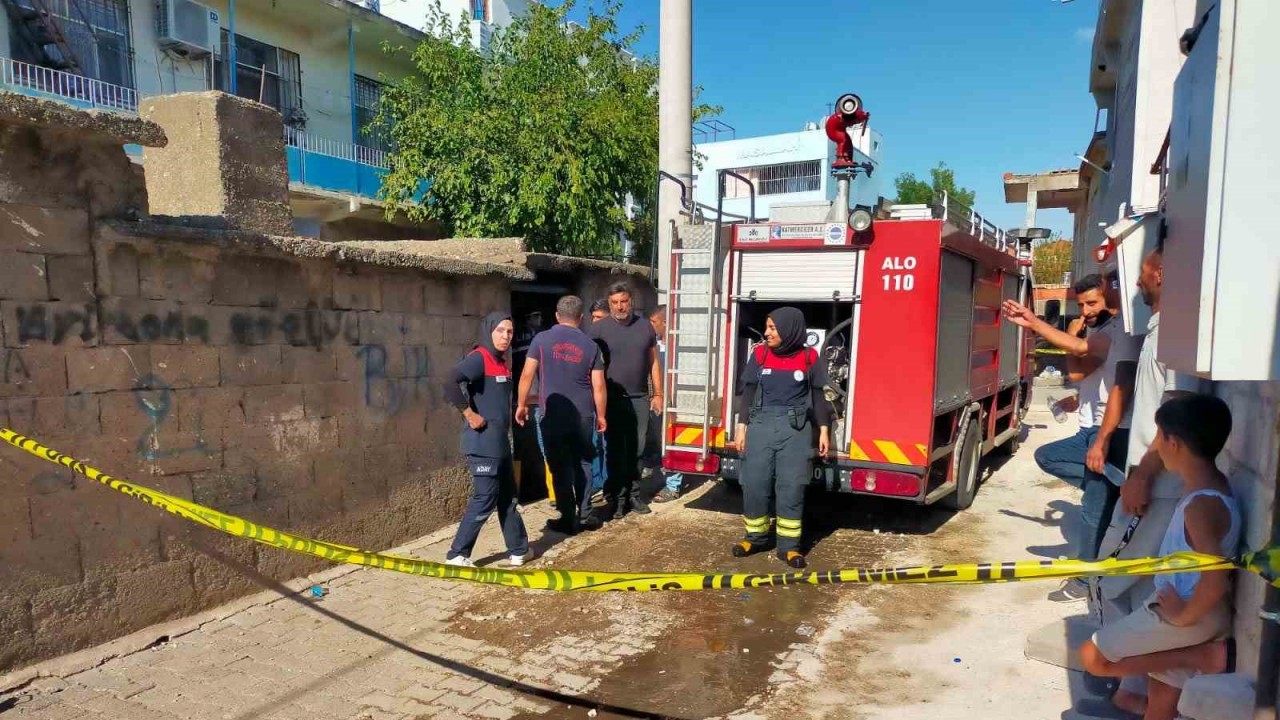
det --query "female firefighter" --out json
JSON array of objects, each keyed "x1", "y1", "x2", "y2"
[
  {"x1": 729, "y1": 307, "x2": 832, "y2": 569},
  {"x1": 443, "y1": 312, "x2": 530, "y2": 567}
]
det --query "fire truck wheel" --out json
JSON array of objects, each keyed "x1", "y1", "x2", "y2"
[
  {"x1": 720, "y1": 477, "x2": 741, "y2": 492},
  {"x1": 942, "y1": 419, "x2": 981, "y2": 511}
]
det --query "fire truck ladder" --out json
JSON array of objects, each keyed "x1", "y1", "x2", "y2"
[{"x1": 662, "y1": 170, "x2": 756, "y2": 460}]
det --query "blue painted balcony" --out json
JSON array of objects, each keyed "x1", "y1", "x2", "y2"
[{"x1": 1, "y1": 56, "x2": 395, "y2": 204}]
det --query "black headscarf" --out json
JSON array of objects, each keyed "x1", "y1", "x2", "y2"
[
  {"x1": 477, "y1": 311, "x2": 513, "y2": 357},
  {"x1": 769, "y1": 307, "x2": 807, "y2": 357}
]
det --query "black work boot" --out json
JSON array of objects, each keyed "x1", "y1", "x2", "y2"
[
  {"x1": 629, "y1": 493, "x2": 651, "y2": 515},
  {"x1": 731, "y1": 539, "x2": 772, "y2": 558},
  {"x1": 778, "y1": 550, "x2": 807, "y2": 569}
]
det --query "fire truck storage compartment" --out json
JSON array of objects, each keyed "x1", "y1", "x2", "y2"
[
  {"x1": 731, "y1": 300, "x2": 853, "y2": 427},
  {"x1": 737, "y1": 251, "x2": 859, "y2": 301}
]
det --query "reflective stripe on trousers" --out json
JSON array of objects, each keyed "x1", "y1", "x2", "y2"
[{"x1": 740, "y1": 408, "x2": 811, "y2": 553}]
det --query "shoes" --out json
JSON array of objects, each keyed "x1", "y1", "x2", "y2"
[
  {"x1": 445, "y1": 555, "x2": 475, "y2": 567},
  {"x1": 1048, "y1": 578, "x2": 1089, "y2": 603},
  {"x1": 731, "y1": 540, "x2": 771, "y2": 558},
  {"x1": 653, "y1": 488, "x2": 681, "y2": 503},
  {"x1": 779, "y1": 551, "x2": 807, "y2": 569},
  {"x1": 629, "y1": 497, "x2": 652, "y2": 515},
  {"x1": 545, "y1": 517, "x2": 578, "y2": 535},
  {"x1": 508, "y1": 551, "x2": 535, "y2": 567}
]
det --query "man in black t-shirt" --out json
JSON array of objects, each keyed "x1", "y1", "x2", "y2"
[
  {"x1": 516, "y1": 296, "x2": 607, "y2": 534},
  {"x1": 589, "y1": 282, "x2": 662, "y2": 519}
]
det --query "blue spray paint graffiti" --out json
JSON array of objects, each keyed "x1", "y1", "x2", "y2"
[
  {"x1": 355, "y1": 345, "x2": 429, "y2": 416},
  {"x1": 133, "y1": 374, "x2": 214, "y2": 460}
]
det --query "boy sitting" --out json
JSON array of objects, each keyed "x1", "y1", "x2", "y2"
[{"x1": 1078, "y1": 394, "x2": 1242, "y2": 720}]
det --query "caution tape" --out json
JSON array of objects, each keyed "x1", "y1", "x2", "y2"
[{"x1": 2, "y1": 427, "x2": 1277, "y2": 592}]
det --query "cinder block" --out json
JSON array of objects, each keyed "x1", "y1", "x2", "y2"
[
  {"x1": 0, "y1": 496, "x2": 32, "y2": 545},
  {"x1": 138, "y1": 248, "x2": 216, "y2": 303},
  {"x1": 0, "y1": 204, "x2": 90, "y2": 256},
  {"x1": 98, "y1": 297, "x2": 210, "y2": 346},
  {"x1": 31, "y1": 577, "x2": 120, "y2": 646},
  {"x1": 66, "y1": 346, "x2": 150, "y2": 393},
  {"x1": 380, "y1": 276, "x2": 426, "y2": 314},
  {"x1": 45, "y1": 255, "x2": 94, "y2": 302},
  {"x1": 1, "y1": 300, "x2": 98, "y2": 347},
  {"x1": 174, "y1": 386, "x2": 245, "y2": 432},
  {"x1": 9, "y1": 394, "x2": 101, "y2": 437},
  {"x1": 333, "y1": 269, "x2": 381, "y2": 311},
  {"x1": 242, "y1": 385, "x2": 305, "y2": 424},
  {"x1": 79, "y1": 501, "x2": 162, "y2": 580},
  {"x1": 0, "y1": 532, "x2": 82, "y2": 596},
  {"x1": 399, "y1": 315, "x2": 438, "y2": 346},
  {"x1": 302, "y1": 381, "x2": 358, "y2": 420},
  {"x1": 138, "y1": 426, "x2": 221, "y2": 475},
  {"x1": 150, "y1": 345, "x2": 220, "y2": 388},
  {"x1": 92, "y1": 231, "x2": 141, "y2": 298},
  {"x1": 423, "y1": 277, "x2": 462, "y2": 315},
  {"x1": 224, "y1": 448, "x2": 311, "y2": 499},
  {"x1": 260, "y1": 417, "x2": 339, "y2": 458},
  {"x1": 287, "y1": 479, "x2": 343, "y2": 529},
  {"x1": 281, "y1": 346, "x2": 337, "y2": 384},
  {"x1": 190, "y1": 470, "x2": 258, "y2": 508},
  {"x1": 113, "y1": 560, "x2": 197, "y2": 629},
  {"x1": 0, "y1": 346, "x2": 69, "y2": 397},
  {"x1": 0, "y1": 597, "x2": 34, "y2": 670},
  {"x1": 0, "y1": 250, "x2": 48, "y2": 300},
  {"x1": 219, "y1": 345, "x2": 283, "y2": 386},
  {"x1": 211, "y1": 255, "x2": 306, "y2": 308},
  {"x1": 358, "y1": 311, "x2": 404, "y2": 346},
  {"x1": 364, "y1": 443, "x2": 408, "y2": 479},
  {"x1": 140, "y1": 92, "x2": 292, "y2": 235}
]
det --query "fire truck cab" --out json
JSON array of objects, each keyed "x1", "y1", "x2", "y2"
[{"x1": 660, "y1": 95, "x2": 1034, "y2": 510}]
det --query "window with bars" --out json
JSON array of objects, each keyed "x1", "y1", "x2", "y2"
[
  {"x1": 725, "y1": 160, "x2": 823, "y2": 198},
  {"x1": 214, "y1": 30, "x2": 302, "y2": 116},
  {"x1": 354, "y1": 75, "x2": 390, "y2": 153},
  {"x1": 7, "y1": 0, "x2": 135, "y2": 88}
]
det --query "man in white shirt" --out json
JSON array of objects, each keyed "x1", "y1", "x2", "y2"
[
  {"x1": 1094, "y1": 243, "x2": 1205, "y2": 716},
  {"x1": 1005, "y1": 274, "x2": 1139, "y2": 602}
]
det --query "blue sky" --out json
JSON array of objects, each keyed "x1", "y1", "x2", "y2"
[{"x1": 564, "y1": 0, "x2": 1101, "y2": 237}]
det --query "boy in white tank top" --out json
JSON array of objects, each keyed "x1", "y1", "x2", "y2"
[{"x1": 1077, "y1": 394, "x2": 1241, "y2": 720}]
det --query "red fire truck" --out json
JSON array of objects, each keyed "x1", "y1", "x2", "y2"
[{"x1": 659, "y1": 94, "x2": 1034, "y2": 510}]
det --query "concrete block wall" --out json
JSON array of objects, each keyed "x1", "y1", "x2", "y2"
[
  {"x1": 1215, "y1": 380, "x2": 1280, "y2": 682},
  {"x1": 0, "y1": 207, "x2": 512, "y2": 670}
]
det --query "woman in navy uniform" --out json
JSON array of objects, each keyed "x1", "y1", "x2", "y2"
[
  {"x1": 729, "y1": 307, "x2": 832, "y2": 569},
  {"x1": 443, "y1": 312, "x2": 530, "y2": 567}
]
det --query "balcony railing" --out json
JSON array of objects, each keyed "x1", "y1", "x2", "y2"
[
  {"x1": 0, "y1": 56, "x2": 137, "y2": 113},
  {"x1": 283, "y1": 126, "x2": 388, "y2": 169}
]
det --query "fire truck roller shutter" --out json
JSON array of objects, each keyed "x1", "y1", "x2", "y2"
[
  {"x1": 738, "y1": 252, "x2": 859, "y2": 301},
  {"x1": 935, "y1": 251, "x2": 976, "y2": 411}
]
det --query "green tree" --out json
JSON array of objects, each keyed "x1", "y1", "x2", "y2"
[
  {"x1": 1032, "y1": 238, "x2": 1074, "y2": 285},
  {"x1": 893, "y1": 162, "x2": 976, "y2": 208},
  {"x1": 376, "y1": 0, "x2": 664, "y2": 256}
]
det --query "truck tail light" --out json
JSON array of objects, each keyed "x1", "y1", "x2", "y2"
[
  {"x1": 849, "y1": 469, "x2": 919, "y2": 498},
  {"x1": 664, "y1": 450, "x2": 720, "y2": 476}
]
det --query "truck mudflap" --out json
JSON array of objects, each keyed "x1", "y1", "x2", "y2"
[{"x1": 715, "y1": 452, "x2": 928, "y2": 502}]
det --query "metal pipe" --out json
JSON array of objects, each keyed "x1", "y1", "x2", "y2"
[
  {"x1": 653, "y1": 171, "x2": 689, "y2": 287},
  {"x1": 228, "y1": 0, "x2": 237, "y2": 95},
  {"x1": 719, "y1": 169, "x2": 756, "y2": 223},
  {"x1": 656, "y1": 0, "x2": 693, "y2": 300}
]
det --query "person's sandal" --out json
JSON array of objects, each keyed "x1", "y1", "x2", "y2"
[{"x1": 653, "y1": 488, "x2": 681, "y2": 503}]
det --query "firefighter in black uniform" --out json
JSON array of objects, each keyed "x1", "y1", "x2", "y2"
[
  {"x1": 443, "y1": 312, "x2": 530, "y2": 567},
  {"x1": 730, "y1": 307, "x2": 832, "y2": 569}
]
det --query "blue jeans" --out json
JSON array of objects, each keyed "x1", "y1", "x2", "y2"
[
  {"x1": 1035, "y1": 427, "x2": 1117, "y2": 561},
  {"x1": 449, "y1": 456, "x2": 529, "y2": 559}
]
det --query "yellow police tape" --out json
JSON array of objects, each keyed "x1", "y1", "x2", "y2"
[{"x1": 3, "y1": 428, "x2": 1278, "y2": 592}]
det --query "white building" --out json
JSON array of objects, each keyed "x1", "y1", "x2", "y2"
[
  {"x1": 380, "y1": 0, "x2": 528, "y2": 49},
  {"x1": 692, "y1": 122, "x2": 883, "y2": 222}
]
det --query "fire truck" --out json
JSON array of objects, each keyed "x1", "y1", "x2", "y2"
[{"x1": 659, "y1": 93, "x2": 1035, "y2": 510}]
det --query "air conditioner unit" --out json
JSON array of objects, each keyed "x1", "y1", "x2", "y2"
[{"x1": 157, "y1": 0, "x2": 220, "y2": 59}]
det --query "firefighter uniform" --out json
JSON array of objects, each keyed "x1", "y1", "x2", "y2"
[
  {"x1": 733, "y1": 307, "x2": 833, "y2": 569},
  {"x1": 443, "y1": 312, "x2": 529, "y2": 563}
]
